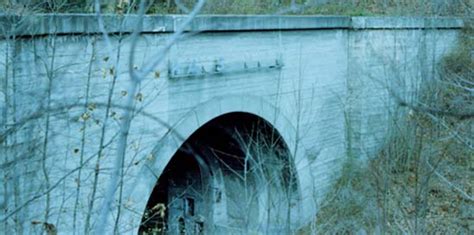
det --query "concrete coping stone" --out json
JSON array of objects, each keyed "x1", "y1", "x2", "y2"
[{"x1": 0, "y1": 14, "x2": 465, "y2": 37}]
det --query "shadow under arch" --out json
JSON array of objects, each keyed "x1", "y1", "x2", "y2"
[
  {"x1": 122, "y1": 95, "x2": 314, "y2": 234},
  {"x1": 140, "y1": 112, "x2": 301, "y2": 234}
]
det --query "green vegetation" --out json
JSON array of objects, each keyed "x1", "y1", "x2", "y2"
[{"x1": 0, "y1": 0, "x2": 472, "y2": 16}]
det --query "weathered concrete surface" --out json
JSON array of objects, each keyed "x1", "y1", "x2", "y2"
[
  {"x1": 0, "y1": 14, "x2": 463, "y2": 37},
  {"x1": 0, "y1": 15, "x2": 463, "y2": 234}
]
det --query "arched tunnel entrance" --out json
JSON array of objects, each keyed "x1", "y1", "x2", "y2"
[{"x1": 139, "y1": 112, "x2": 300, "y2": 234}]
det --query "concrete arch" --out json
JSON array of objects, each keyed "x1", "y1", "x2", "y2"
[{"x1": 122, "y1": 95, "x2": 315, "y2": 233}]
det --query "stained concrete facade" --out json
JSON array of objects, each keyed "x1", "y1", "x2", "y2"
[{"x1": 0, "y1": 15, "x2": 463, "y2": 234}]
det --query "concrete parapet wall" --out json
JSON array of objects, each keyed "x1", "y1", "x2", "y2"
[{"x1": 0, "y1": 14, "x2": 463, "y2": 37}]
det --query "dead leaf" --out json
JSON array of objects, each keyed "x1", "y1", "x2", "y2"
[{"x1": 136, "y1": 93, "x2": 143, "y2": 102}]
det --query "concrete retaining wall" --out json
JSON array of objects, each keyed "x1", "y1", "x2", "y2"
[{"x1": 0, "y1": 14, "x2": 463, "y2": 234}]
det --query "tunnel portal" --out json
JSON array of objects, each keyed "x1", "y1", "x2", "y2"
[{"x1": 139, "y1": 112, "x2": 299, "y2": 234}]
